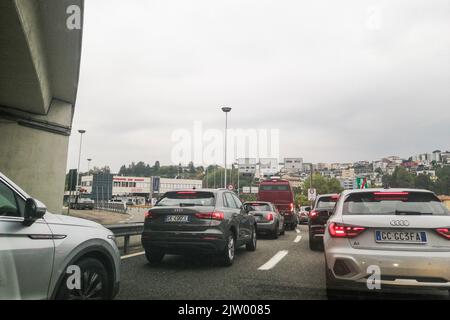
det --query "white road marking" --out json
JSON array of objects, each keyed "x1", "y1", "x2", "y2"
[
  {"x1": 258, "y1": 250, "x2": 288, "y2": 271},
  {"x1": 121, "y1": 251, "x2": 145, "y2": 260},
  {"x1": 294, "y1": 235, "x2": 302, "y2": 243},
  {"x1": 296, "y1": 228, "x2": 300, "y2": 234}
]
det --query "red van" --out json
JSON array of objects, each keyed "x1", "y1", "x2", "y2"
[{"x1": 257, "y1": 178, "x2": 297, "y2": 230}]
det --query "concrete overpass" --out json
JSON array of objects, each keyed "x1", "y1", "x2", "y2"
[{"x1": 0, "y1": 0, "x2": 84, "y2": 213}]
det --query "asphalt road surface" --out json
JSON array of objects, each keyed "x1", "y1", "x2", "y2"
[{"x1": 117, "y1": 225, "x2": 450, "y2": 300}]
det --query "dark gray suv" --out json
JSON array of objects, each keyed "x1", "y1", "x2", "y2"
[{"x1": 141, "y1": 189, "x2": 257, "y2": 266}]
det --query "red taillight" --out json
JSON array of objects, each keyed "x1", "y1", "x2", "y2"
[
  {"x1": 309, "y1": 210, "x2": 318, "y2": 218},
  {"x1": 289, "y1": 203, "x2": 294, "y2": 212},
  {"x1": 177, "y1": 191, "x2": 196, "y2": 194},
  {"x1": 435, "y1": 228, "x2": 450, "y2": 240},
  {"x1": 373, "y1": 192, "x2": 409, "y2": 196},
  {"x1": 195, "y1": 211, "x2": 224, "y2": 220},
  {"x1": 266, "y1": 213, "x2": 274, "y2": 221},
  {"x1": 145, "y1": 210, "x2": 154, "y2": 219},
  {"x1": 328, "y1": 223, "x2": 366, "y2": 238}
]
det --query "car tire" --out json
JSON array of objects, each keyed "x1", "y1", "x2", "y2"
[
  {"x1": 271, "y1": 223, "x2": 279, "y2": 239},
  {"x1": 246, "y1": 226, "x2": 257, "y2": 251},
  {"x1": 55, "y1": 257, "x2": 112, "y2": 300},
  {"x1": 309, "y1": 233, "x2": 322, "y2": 251},
  {"x1": 325, "y1": 267, "x2": 341, "y2": 300},
  {"x1": 145, "y1": 249, "x2": 165, "y2": 265},
  {"x1": 220, "y1": 233, "x2": 236, "y2": 266}
]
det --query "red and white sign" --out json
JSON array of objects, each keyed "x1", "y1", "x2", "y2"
[{"x1": 227, "y1": 184, "x2": 234, "y2": 191}]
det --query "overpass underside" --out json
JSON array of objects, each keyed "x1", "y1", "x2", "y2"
[{"x1": 0, "y1": 0, "x2": 83, "y2": 213}]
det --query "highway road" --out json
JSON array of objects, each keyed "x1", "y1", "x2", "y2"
[{"x1": 117, "y1": 225, "x2": 450, "y2": 300}]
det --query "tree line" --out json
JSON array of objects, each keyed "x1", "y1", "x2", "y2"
[{"x1": 382, "y1": 166, "x2": 450, "y2": 195}]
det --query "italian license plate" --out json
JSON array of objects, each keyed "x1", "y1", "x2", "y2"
[
  {"x1": 375, "y1": 230, "x2": 427, "y2": 243},
  {"x1": 165, "y1": 215, "x2": 190, "y2": 223}
]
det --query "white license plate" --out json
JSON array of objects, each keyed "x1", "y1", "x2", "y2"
[
  {"x1": 165, "y1": 215, "x2": 190, "y2": 223},
  {"x1": 375, "y1": 230, "x2": 427, "y2": 243}
]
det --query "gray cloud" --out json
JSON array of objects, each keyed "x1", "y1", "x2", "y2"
[{"x1": 67, "y1": 0, "x2": 450, "y2": 172}]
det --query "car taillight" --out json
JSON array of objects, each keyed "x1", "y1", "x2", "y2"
[
  {"x1": 435, "y1": 228, "x2": 450, "y2": 240},
  {"x1": 289, "y1": 203, "x2": 294, "y2": 212},
  {"x1": 266, "y1": 213, "x2": 274, "y2": 221},
  {"x1": 328, "y1": 223, "x2": 366, "y2": 238},
  {"x1": 195, "y1": 211, "x2": 224, "y2": 220},
  {"x1": 309, "y1": 210, "x2": 318, "y2": 218},
  {"x1": 145, "y1": 211, "x2": 154, "y2": 219}
]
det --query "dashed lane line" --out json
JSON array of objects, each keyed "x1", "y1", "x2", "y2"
[
  {"x1": 294, "y1": 235, "x2": 302, "y2": 243},
  {"x1": 258, "y1": 250, "x2": 289, "y2": 271},
  {"x1": 121, "y1": 251, "x2": 145, "y2": 260}
]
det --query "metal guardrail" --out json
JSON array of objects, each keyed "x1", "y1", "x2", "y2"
[
  {"x1": 95, "y1": 201, "x2": 127, "y2": 214},
  {"x1": 105, "y1": 222, "x2": 144, "y2": 254}
]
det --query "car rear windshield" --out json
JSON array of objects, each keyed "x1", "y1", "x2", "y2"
[
  {"x1": 343, "y1": 191, "x2": 450, "y2": 216},
  {"x1": 245, "y1": 203, "x2": 271, "y2": 211},
  {"x1": 316, "y1": 196, "x2": 337, "y2": 210},
  {"x1": 156, "y1": 191, "x2": 215, "y2": 207},
  {"x1": 260, "y1": 185, "x2": 289, "y2": 191}
]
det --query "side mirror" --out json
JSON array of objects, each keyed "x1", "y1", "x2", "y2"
[{"x1": 23, "y1": 198, "x2": 46, "y2": 226}]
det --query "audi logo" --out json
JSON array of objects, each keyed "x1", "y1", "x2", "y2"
[
  {"x1": 174, "y1": 208, "x2": 183, "y2": 213},
  {"x1": 390, "y1": 220, "x2": 410, "y2": 226}
]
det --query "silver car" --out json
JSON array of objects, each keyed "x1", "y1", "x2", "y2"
[
  {"x1": 324, "y1": 188, "x2": 450, "y2": 298},
  {"x1": 243, "y1": 201, "x2": 285, "y2": 239},
  {"x1": 0, "y1": 172, "x2": 120, "y2": 300}
]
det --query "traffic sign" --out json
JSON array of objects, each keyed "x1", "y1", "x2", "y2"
[
  {"x1": 308, "y1": 188, "x2": 317, "y2": 201},
  {"x1": 227, "y1": 184, "x2": 234, "y2": 191}
]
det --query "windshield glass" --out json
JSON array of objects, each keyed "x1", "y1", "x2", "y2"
[
  {"x1": 245, "y1": 203, "x2": 271, "y2": 212},
  {"x1": 156, "y1": 191, "x2": 215, "y2": 207},
  {"x1": 343, "y1": 192, "x2": 450, "y2": 215},
  {"x1": 316, "y1": 197, "x2": 337, "y2": 210}
]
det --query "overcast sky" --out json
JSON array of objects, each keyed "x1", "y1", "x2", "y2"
[{"x1": 67, "y1": 0, "x2": 450, "y2": 173}]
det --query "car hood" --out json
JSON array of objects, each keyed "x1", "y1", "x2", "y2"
[{"x1": 44, "y1": 212, "x2": 106, "y2": 230}]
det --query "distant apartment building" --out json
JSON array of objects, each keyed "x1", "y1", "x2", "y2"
[
  {"x1": 340, "y1": 179, "x2": 355, "y2": 190},
  {"x1": 237, "y1": 158, "x2": 257, "y2": 176},
  {"x1": 340, "y1": 168, "x2": 356, "y2": 180},
  {"x1": 284, "y1": 158, "x2": 303, "y2": 173},
  {"x1": 259, "y1": 158, "x2": 279, "y2": 177}
]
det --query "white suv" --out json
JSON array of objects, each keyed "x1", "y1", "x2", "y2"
[
  {"x1": 0, "y1": 172, "x2": 120, "y2": 300},
  {"x1": 324, "y1": 188, "x2": 450, "y2": 298}
]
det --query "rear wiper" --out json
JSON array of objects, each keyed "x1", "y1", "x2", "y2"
[{"x1": 394, "y1": 210, "x2": 432, "y2": 215}]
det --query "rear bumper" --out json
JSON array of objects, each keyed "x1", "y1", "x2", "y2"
[
  {"x1": 299, "y1": 215, "x2": 309, "y2": 223},
  {"x1": 141, "y1": 230, "x2": 227, "y2": 254},
  {"x1": 283, "y1": 214, "x2": 297, "y2": 225},
  {"x1": 256, "y1": 221, "x2": 277, "y2": 234},
  {"x1": 325, "y1": 246, "x2": 450, "y2": 290},
  {"x1": 309, "y1": 224, "x2": 325, "y2": 238}
]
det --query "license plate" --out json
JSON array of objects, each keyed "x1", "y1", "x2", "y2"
[
  {"x1": 165, "y1": 215, "x2": 190, "y2": 223},
  {"x1": 254, "y1": 216, "x2": 261, "y2": 222},
  {"x1": 375, "y1": 230, "x2": 427, "y2": 243}
]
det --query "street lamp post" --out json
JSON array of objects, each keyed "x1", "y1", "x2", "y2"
[
  {"x1": 76, "y1": 130, "x2": 86, "y2": 190},
  {"x1": 221, "y1": 107, "x2": 232, "y2": 188}
]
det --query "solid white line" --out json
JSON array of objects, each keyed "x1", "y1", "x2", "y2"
[
  {"x1": 294, "y1": 235, "x2": 302, "y2": 243},
  {"x1": 258, "y1": 250, "x2": 288, "y2": 271},
  {"x1": 121, "y1": 251, "x2": 145, "y2": 260}
]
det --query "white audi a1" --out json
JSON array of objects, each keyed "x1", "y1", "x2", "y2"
[{"x1": 324, "y1": 188, "x2": 450, "y2": 298}]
